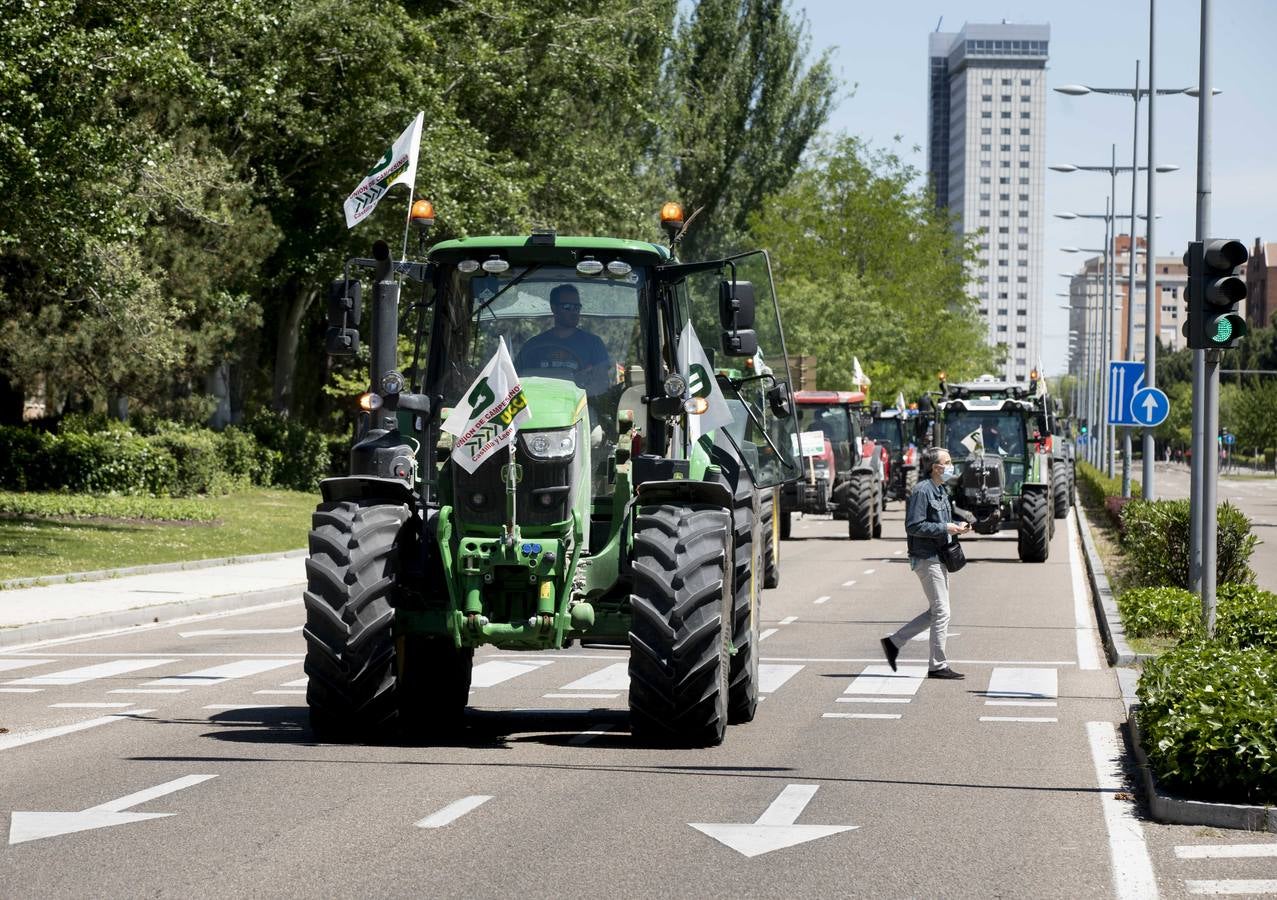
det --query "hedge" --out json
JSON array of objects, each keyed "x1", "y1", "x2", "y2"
[
  {"x1": 1117, "y1": 583, "x2": 1277, "y2": 649},
  {"x1": 1121, "y1": 499, "x2": 1257, "y2": 590},
  {"x1": 1137, "y1": 640, "x2": 1277, "y2": 804},
  {"x1": 0, "y1": 490, "x2": 216, "y2": 522}
]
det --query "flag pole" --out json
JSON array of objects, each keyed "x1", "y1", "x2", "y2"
[{"x1": 400, "y1": 189, "x2": 413, "y2": 262}]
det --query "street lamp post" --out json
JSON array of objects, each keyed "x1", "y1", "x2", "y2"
[{"x1": 1061, "y1": 269, "x2": 1108, "y2": 467}]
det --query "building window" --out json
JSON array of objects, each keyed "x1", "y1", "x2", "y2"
[
  {"x1": 1001, "y1": 111, "x2": 1011, "y2": 119},
  {"x1": 1021, "y1": 78, "x2": 1031, "y2": 86},
  {"x1": 999, "y1": 193, "x2": 1010, "y2": 201},
  {"x1": 982, "y1": 111, "x2": 992, "y2": 119},
  {"x1": 1019, "y1": 177, "x2": 1029, "y2": 184},
  {"x1": 998, "y1": 226, "x2": 1009, "y2": 234},
  {"x1": 982, "y1": 94, "x2": 993, "y2": 102},
  {"x1": 980, "y1": 209, "x2": 990, "y2": 217},
  {"x1": 1001, "y1": 160, "x2": 1010, "y2": 167},
  {"x1": 983, "y1": 77, "x2": 993, "y2": 85},
  {"x1": 1016, "y1": 342, "x2": 1026, "y2": 349},
  {"x1": 1020, "y1": 111, "x2": 1030, "y2": 119},
  {"x1": 1018, "y1": 193, "x2": 1029, "y2": 201},
  {"x1": 998, "y1": 291, "x2": 1009, "y2": 299},
  {"x1": 1019, "y1": 161, "x2": 1029, "y2": 168},
  {"x1": 999, "y1": 177, "x2": 1010, "y2": 184},
  {"x1": 981, "y1": 143, "x2": 991, "y2": 151},
  {"x1": 1001, "y1": 127, "x2": 1011, "y2": 135},
  {"x1": 1000, "y1": 210, "x2": 1010, "y2": 217},
  {"x1": 1002, "y1": 78, "x2": 1012, "y2": 86},
  {"x1": 980, "y1": 193, "x2": 991, "y2": 201},
  {"x1": 1018, "y1": 259, "x2": 1028, "y2": 267},
  {"x1": 1000, "y1": 144, "x2": 1011, "y2": 152},
  {"x1": 998, "y1": 325, "x2": 1008, "y2": 332},
  {"x1": 1019, "y1": 144, "x2": 1030, "y2": 152},
  {"x1": 1001, "y1": 94, "x2": 1012, "y2": 102},
  {"x1": 1017, "y1": 276, "x2": 1028, "y2": 283},
  {"x1": 1020, "y1": 128, "x2": 1031, "y2": 136},
  {"x1": 998, "y1": 242, "x2": 1009, "y2": 250},
  {"x1": 1020, "y1": 95, "x2": 1030, "y2": 102},
  {"x1": 982, "y1": 127, "x2": 992, "y2": 135},
  {"x1": 980, "y1": 176, "x2": 991, "y2": 184},
  {"x1": 1018, "y1": 226, "x2": 1028, "y2": 234},
  {"x1": 999, "y1": 259, "x2": 1009, "y2": 266},
  {"x1": 998, "y1": 275, "x2": 1009, "y2": 283},
  {"x1": 981, "y1": 160, "x2": 990, "y2": 167},
  {"x1": 1018, "y1": 243, "x2": 1029, "y2": 251}
]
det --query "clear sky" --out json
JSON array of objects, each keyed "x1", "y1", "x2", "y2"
[{"x1": 795, "y1": 0, "x2": 1277, "y2": 375}]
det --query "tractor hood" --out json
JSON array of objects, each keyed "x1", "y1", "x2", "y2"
[{"x1": 519, "y1": 376, "x2": 588, "y2": 430}]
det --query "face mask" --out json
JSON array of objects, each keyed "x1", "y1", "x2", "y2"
[{"x1": 940, "y1": 464, "x2": 957, "y2": 481}]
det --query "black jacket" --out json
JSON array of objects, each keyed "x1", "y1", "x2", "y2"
[{"x1": 905, "y1": 478, "x2": 953, "y2": 560}]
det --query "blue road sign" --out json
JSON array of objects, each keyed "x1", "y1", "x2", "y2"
[
  {"x1": 1223, "y1": 433, "x2": 1236, "y2": 445},
  {"x1": 1131, "y1": 386, "x2": 1170, "y2": 428},
  {"x1": 1107, "y1": 361, "x2": 1147, "y2": 426}
]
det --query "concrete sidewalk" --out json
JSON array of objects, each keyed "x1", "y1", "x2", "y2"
[{"x1": 0, "y1": 553, "x2": 307, "y2": 648}]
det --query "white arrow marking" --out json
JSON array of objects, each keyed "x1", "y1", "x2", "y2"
[
  {"x1": 689, "y1": 784, "x2": 857, "y2": 858},
  {"x1": 8, "y1": 774, "x2": 217, "y2": 845},
  {"x1": 1141, "y1": 393, "x2": 1158, "y2": 423}
]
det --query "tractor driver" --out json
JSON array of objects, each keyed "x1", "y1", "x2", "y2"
[{"x1": 516, "y1": 284, "x2": 612, "y2": 396}]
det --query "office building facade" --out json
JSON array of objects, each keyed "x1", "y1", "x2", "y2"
[{"x1": 928, "y1": 22, "x2": 1050, "y2": 383}]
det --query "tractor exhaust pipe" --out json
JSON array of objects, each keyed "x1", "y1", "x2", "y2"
[{"x1": 370, "y1": 240, "x2": 399, "y2": 398}]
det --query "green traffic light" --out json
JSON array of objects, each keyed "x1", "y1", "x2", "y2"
[
  {"x1": 1211, "y1": 319, "x2": 1233, "y2": 343},
  {"x1": 1208, "y1": 313, "x2": 1249, "y2": 346}
]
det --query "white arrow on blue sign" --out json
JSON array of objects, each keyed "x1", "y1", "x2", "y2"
[
  {"x1": 1107, "y1": 361, "x2": 1147, "y2": 427},
  {"x1": 1131, "y1": 387, "x2": 1170, "y2": 428}
]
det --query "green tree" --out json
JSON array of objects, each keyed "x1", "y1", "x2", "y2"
[{"x1": 748, "y1": 136, "x2": 996, "y2": 400}]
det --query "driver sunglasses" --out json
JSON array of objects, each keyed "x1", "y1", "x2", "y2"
[{"x1": 553, "y1": 302, "x2": 582, "y2": 311}]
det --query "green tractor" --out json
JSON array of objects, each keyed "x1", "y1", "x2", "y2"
[
  {"x1": 305, "y1": 205, "x2": 800, "y2": 747},
  {"x1": 933, "y1": 373, "x2": 1056, "y2": 562}
]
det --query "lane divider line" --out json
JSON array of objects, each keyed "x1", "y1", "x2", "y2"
[
  {"x1": 569, "y1": 725, "x2": 615, "y2": 746},
  {"x1": 542, "y1": 692, "x2": 620, "y2": 700},
  {"x1": 778, "y1": 616, "x2": 798, "y2": 626},
  {"x1": 813, "y1": 596, "x2": 830, "y2": 605},
  {"x1": 416, "y1": 795, "x2": 493, "y2": 829},
  {"x1": 842, "y1": 580, "x2": 857, "y2": 587},
  {"x1": 1068, "y1": 514, "x2": 1103, "y2": 670},
  {"x1": 822, "y1": 712, "x2": 901, "y2": 720},
  {"x1": 1086, "y1": 720, "x2": 1159, "y2": 900},
  {"x1": 979, "y1": 716, "x2": 1058, "y2": 723},
  {"x1": 759, "y1": 628, "x2": 779, "y2": 642},
  {"x1": 0, "y1": 710, "x2": 155, "y2": 753}
]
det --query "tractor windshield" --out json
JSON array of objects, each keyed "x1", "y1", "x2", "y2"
[
  {"x1": 866, "y1": 418, "x2": 902, "y2": 452},
  {"x1": 796, "y1": 403, "x2": 855, "y2": 472},
  {"x1": 942, "y1": 411, "x2": 1027, "y2": 460}
]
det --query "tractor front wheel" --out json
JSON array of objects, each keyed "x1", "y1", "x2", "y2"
[
  {"x1": 629, "y1": 504, "x2": 733, "y2": 746},
  {"x1": 846, "y1": 472, "x2": 875, "y2": 540},
  {"x1": 1017, "y1": 491, "x2": 1051, "y2": 563}
]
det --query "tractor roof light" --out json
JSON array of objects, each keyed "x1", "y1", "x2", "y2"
[
  {"x1": 660, "y1": 201, "x2": 684, "y2": 239},
  {"x1": 410, "y1": 199, "x2": 435, "y2": 230}
]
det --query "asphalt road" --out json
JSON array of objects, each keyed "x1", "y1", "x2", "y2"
[{"x1": 2, "y1": 503, "x2": 1274, "y2": 898}]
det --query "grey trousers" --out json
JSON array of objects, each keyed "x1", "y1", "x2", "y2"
[{"x1": 887, "y1": 556, "x2": 951, "y2": 670}]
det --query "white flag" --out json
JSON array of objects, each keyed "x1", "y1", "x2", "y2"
[
  {"x1": 343, "y1": 112, "x2": 424, "y2": 229},
  {"x1": 679, "y1": 321, "x2": 734, "y2": 442},
  {"x1": 441, "y1": 338, "x2": 532, "y2": 474},
  {"x1": 960, "y1": 428, "x2": 984, "y2": 456},
  {"x1": 895, "y1": 391, "x2": 907, "y2": 413},
  {"x1": 852, "y1": 356, "x2": 871, "y2": 388}
]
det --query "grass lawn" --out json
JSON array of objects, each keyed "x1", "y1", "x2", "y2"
[{"x1": 0, "y1": 489, "x2": 316, "y2": 582}]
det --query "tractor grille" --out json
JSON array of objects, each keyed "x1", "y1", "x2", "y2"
[{"x1": 453, "y1": 445, "x2": 578, "y2": 527}]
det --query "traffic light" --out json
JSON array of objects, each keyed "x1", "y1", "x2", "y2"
[{"x1": 1185, "y1": 239, "x2": 1249, "y2": 350}]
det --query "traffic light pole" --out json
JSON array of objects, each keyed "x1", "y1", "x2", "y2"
[{"x1": 1191, "y1": 0, "x2": 1214, "y2": 633}]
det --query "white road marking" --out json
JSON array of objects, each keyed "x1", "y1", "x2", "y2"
[
  {"x1": 569, "y1": 725, "x2": 615, "y2": 746},
  {"x1": 560, "y1": 663, "x2": 627, "y2": 692},
  {"x1": 178, "y1": 626, "x2": 302, "y2": 638},
  {"x1": 0, "y1": 659, "x2": 54, "y2": 673},
  {"x1": 0, "y1": 710, "x2": 154, "y2": 753},
  {"x1": 690, "y1": 784, "x2": 857, "y2": 858},
  {"x1": 144, "y1": 658, "x2": 296, "y2": 686},
  {"x1": 863, "y1": 568, "x2": 876, "y2": 575},
  {"x1": 822, "y1": 712, "x2": 902, "y2": 719},
  {"x1": 985, "y1": 667, "x2": 1058, "y2": 700},
  {"x1": 979, "y1": 716, "x2": 1058, "y2": 723},
  {"x1": 778, "y1": 616, "x2": 798, "y2": 626},
  {"x1": 1185, "y1": 881, "x2": 1277, "y2": 895},
  {"x1": 253, "y1": 689, "x2": 306, "y2": 695},
  {"x1": 0, "y1": 688, "x2": 42, "y2": 693},
  {"x1": 842, "y1": 580, "x2": 857, "y2": 587},
  {"x1": 8, "y1": 774, "x2": 217, "y2": 845},
  {"x1": 1086, "y1": 721, "x2": 1158, "y2": 900},
  {"x1": 813, "y1": 596, "x2": 830, "y2": 605},
  {"x1": 835, "y1": 697, "x2": 910, "y2": 704},
  {"x1": 7, "y1": 658, "x2": 178, "y2": 687},
  {"x1": 759, "y1": 628, "x2": 779, "y2": 642},
  {"x1": 49, "y1": 703, "x2": 134, "y2": 709},
  {"x1": 2, "y1": 652, "x2": 304, "y2": 658},
  {"x1": 542, "y1": 693, "x2": 620, "y2": 700},
  {"x1": 911, "y1": 632, "x2": 959, "y2": 641},
  {"x1": 415, "y1": 796, "x2": 493, "y2": 829},
  {"x1": 1175, "y1": 845, "x2": 1277, "y2": 859},
  {"x1": 893, "y1": 550, "x2": 903, "y2": 555},
  {"x1": 758, "y1": 664, "x2": 803, "y2": 693},
  {"x1": 1068, "y1": 514, "x2": 1103, "y2": 670},
  {"x1": 763, "y1": 657, "x2": 1081, "y2": 665},
  {"x1": 470, "y1": 659, "x2": 554, "y2": 688},
  {"x1": 203, "y1": 704, "x2": 287, "y2": 710},
  {"x1": 108, "y1": 688, "x2": 186, "y2": 695},
  {"x1": 843, "y1": 664, "x2": 927, "y2": 697},
  {"x1": 985, "y1": 700, "x2": 1057, "y2": 708},
  {"x1": 280, "y1": 677, "x2": 308, "y2": 687}
]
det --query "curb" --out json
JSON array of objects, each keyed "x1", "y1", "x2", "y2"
[
  {"x1": 1074, "y1": 504, "x2": 1136, "y2": 666},
  {"x1": 0, "y1": 584, "x2": 304, "y2": 650},
  {"x1": 1126, "y1": 707, "x2": 1277, "y2": 833},
  {"x1": 0, "y1": 548, "x2": 307, "y2": 591}
]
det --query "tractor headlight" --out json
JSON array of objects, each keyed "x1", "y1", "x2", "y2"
[
  {"x1": 522, "y1": 428, "x2": 576, "y2": 460},
  {"x1": 663, "y1": 373, "x2": 688, "y2": 397}
]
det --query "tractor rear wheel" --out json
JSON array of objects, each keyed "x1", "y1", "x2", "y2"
[
  {"x1": 761, "y1": 490, "x2": 780, "y2": 589},
  {"x1": 1052, "y1": 465, "x2": 1069, "y2": 519},
  {"x1": 779, "y1": 509, "x2": 792, "y2": 541},
  {"x1": 629, "y1": 504, "x2": 732, "y2": 746},
  {"x1": 303, "y1": 499, "x2": 408, "y2": 741},
  {"x1": 728, "y1": 474, "x2": 760, "y2": 724},
  {"x1": 1017, "y1": 491, "x2": 1051, "y2": 563},
  {"x1": 846, "y1": 472, "x2": 875, "y2": 540}
]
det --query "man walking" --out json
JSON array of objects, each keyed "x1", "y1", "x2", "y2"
[{"x1": 880, "y1": 446, "x2": 969, "y2": 679}]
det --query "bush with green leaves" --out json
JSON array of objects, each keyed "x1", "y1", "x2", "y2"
[
  {"x1": 45, "y1": 431, "x2": 176, "y2": 496},
  {"x1": 245, "y1": 410, "x2": 336, "y2": 492},
  {"x1": 0, "y1": 491, "x2": 215, "y2": 522},
  {"x1": 148, "y1": 427, "x2": 226, "y2": 496},
  {"x1": 1118, "y1": 586, "x2": 1203, "y2": 640},
  {"x1": 1137, "y1": 640, "x2": 1277, "y2": 804},
  {"x1": 1215, "y1": 584, "x2": 1277, "y2": 654},
  {"x1": 1121, "y1": 499, "x2": 1256, "y2": 590},
  {"x1": 0, "y1": 426, "x2": 49, "y2": 491}
]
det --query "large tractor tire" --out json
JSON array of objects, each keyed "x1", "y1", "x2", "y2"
[
  {"x1": 629, "y1": 504, "x2": 733, "y2": 746},
  {"x1": 398, "y1": 636, "x2": 474, "y2": 739},
  {"x1": 1017, "y1": 490, "x2": 1051, "y2": 563},
  {"x1": 872, "y1": 480, "x2": 884, "y2": 538},
  {"x1": 903, "y1": 466, "x2": 919, "y2": 498},
  {"x1": 1052, "y1": 465, "x2": 1070, "y2": 520},
  {"x1": 303, "y1": 499, "x2": 409, "y2": 741},
  {"x1": 762, "y1": 490, "x2": 780, "y2": 589},
  {"x1": 728, "y1": 474, "x2": 760, "y2": 724},
  {"x1": 846, "y1": 472, "x2": 875, "y2": 540},
  {"x1": 779, "y1": 509, "x2": 792, "y2": 541}
]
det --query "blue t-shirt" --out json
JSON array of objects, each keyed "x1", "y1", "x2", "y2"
[{"x1": 516, "y1": 328, "x2": 610, "y2": 377}]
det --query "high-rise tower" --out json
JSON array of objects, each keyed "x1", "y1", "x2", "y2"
[{"x1": 928, "y1": 23, "x2": 1049, "y2": 383}]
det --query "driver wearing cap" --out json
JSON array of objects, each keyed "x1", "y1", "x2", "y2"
[{"x1": 516, "y1": 284, "x2": 612, "y2": 395}]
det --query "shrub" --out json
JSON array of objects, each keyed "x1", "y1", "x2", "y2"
[
  {"x1": 1137, "y1": 640, "x2": 1277, "y2": 804},
  {"x1": 1215, "y1": 583, "x2": 1277, "y2": 654},
  {"x1": 0, "y1": 490, "x2": 215, "y2": 522},
  {"x1": 1117, "y1": 586, "x2": 1203, "y2": 640},
  {"x1": 0, "y1": 426, "x2": 49, "y2": 490},
  {"x1": 1121, "y1": 499, "x2": 1256, "y2": 590},
  {"x1": 1075, "y1": 461, "x2": 1139, "y2": 526},
  {"x1": 216, "y1": 426, "x2": 268, "y2": 486},
  {"x1": 245, "y1": 410, "x2": 336, "y2": 492},
  {"x1": 45, "y1": 430, "x2": 175, "y2": 496},
  {"x1": 148, "y1": 428, "x2": 225, "y2": 496}
]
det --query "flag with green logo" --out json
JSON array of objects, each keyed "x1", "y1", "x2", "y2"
[
  {"x1": 441, "y1": 338, "x2": 531, "y2": 474},
  {"x1": 678, "y1": 320, "x2": 733, "y2": 442},
  {"x1": 343, "y1": 112, "x2": 424, "y2": 229}
]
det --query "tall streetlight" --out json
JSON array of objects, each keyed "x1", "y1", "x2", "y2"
[
  {"x1": 1057, "y1": 51, "x2": 1216, "y2": 500},
  {"x1": 1058, "y1": 293, "x2": 1105, "y2": 463},
  {"x1": 1061, "y1": 270, "x2": 1109, "y2": 469}
]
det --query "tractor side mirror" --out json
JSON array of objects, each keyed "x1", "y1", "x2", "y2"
[
  {"x1": 718, "y1": 279, "x2": 756, "y2": 331},
  {"x1": 326, "y1": 278, "x2": 362, "y2": 357},
  {"x1": 721, "y1": 329, "x2": 758, "y2": 357},
  {"x1": 325, "y1": 327, "x2": 360, "y2": 356},
  {"x1": 767, "y1": 381, "x2": 793, "y2": 419}
]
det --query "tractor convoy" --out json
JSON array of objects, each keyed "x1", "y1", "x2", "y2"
[{"x1": 308, "y1": 200, "x2": 1083, "y2": 747}]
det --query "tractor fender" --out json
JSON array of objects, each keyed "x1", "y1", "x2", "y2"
[
  {"x1": 319, "y1": 475, "x2": 417, "y2": 507},
  {"x1": 636, "y1": 478, "x2": 732, "y2": 510}
]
